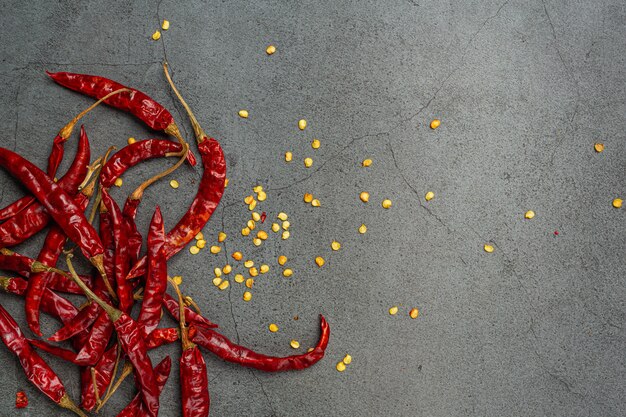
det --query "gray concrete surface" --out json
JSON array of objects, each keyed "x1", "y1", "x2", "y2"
[{"x1": 0, "y1": 0, "x2": 624, "y2": 416}]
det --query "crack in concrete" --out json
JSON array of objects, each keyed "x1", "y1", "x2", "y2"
[
  {"x1": 219, "y1": 203, "x2": 242, "y2": 346},
  {"x1": 249, "y1": 370, "x2": 277, "y2": 416}
]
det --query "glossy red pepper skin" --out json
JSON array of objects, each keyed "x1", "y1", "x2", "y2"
[
  {"x1": 99, "y1": 203, "x2": 116, "y2": 287},
  {"x1": 127, "y1": 137, "x2": 226, "y2": 279},
  {"x1": 116, "y1": 356, "x2": 171, "y2": 417},
  {"x1": 123, "y1": 198, "x2": 143, "y2": 264},
  {"x1": 145, "y1": 327, "x2": 179, "y2": 349},
  {"x1": 162, "y1": 292, "x2": 218, "y2": 329},
  {"x1": 28, "y1": 338, "x2": 84, "y2": 364},
  {"x1": 74, "y1": 310, "x2": 114, "y2": 366},
  {"x1": 80, "y1": 345, "x2": 117, "y2": 411},
  {"x1": 0, "y1": 195, "x2": 34, "y2": 221},
  {"x1": 138, "y1": 207, "x2": 167, "y2": 336},
  {"x1": 190, "y1": 315, "x2": 330, "y2": 372},
  {"x1": 180, "y1": 346, "x2": 210, "y2": 417}
]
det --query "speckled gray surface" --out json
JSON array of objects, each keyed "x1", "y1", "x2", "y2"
[{"x1": 0, "y1": 0, "x2": 625, "y2": 416}]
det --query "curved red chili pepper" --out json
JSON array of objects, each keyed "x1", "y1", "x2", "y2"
[
  {"x1": 123, "y1": 198, "x2": 143, "y2": 264},
  {"x1": 162, "y1": 292, "x2": 218, "y2": 329},
  {"x1": 74, "y1": 310, "x2": 114, "y2": 366},
  {"x1": 180, "y1": 346, "x2": 210, "y2": 417},
  {"x1": 81, "y1": 345, "x2": 117, "y2": 411},
  {"x1": 116, "y1": 356, "x2": 172, "y2": 417},
  {"x1": 99, "y1": 201, "x2": 116, "y2": 286},
  {"x1": 189, "y1": 315, "x2": 330, "y2": 372},
  {"x1": 46, "y1": 70, "x2": 196, "y2": 166},
  {"x1": 0, "y1": 305, "x2": 86, "y2": 416}
]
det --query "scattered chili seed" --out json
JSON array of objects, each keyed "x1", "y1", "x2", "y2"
[
  {"x1": 524, "y1": 210, "x2": 535, "y2": 219},
  {"x1": 389, "y1": 306, "x2": 398, "y2": 315},
  {"x1": 304, "y1": 158, "x2": 313, "y2": 168},
  {"x1": 336, "y1": 361, "x2": 346, "y2": 372},
  {"x1": 212, "y1": 277, "x2": 223, "y2": 287},
  {"x1": 196, "y1": 239, "x2": 206, "y2": 249},
  {"x1": 249, "y1": 200, "x2": 257, "y2": 210},
  {"x1": 253, "y1": 238, "x2": 262, "y2": 246},
  {"x1": 239, "y1": 110, "x2": 249, "y2": 118},
  {"x1": 283, "y1": 269, "x2": 293, "y2": 277},
  {"x1": 271, "y1": 223, "x2": 280, "y2": 232},
  {"x1": 282, "y1": 221, "x2": 290, "y2": 230},
  {"x1": 210, "y1": 246, "x2": 222, "y2": 254},
  {"x1": 362, "y1": 159, "x2": 372, "y2": 167},
  {"x1": 285, "y1": 151, "x2": 293, "y2": 162},
  {"x1": 170, "y1": 179, "x2": 179, "y2": 189},
  {"x1": 152, "y1": 30, "x2": 161, "y2": 40},
  {"x1": 214, "y1": 267, "x2": 222, "y2": 277},
  {"x1": 223, "y1": 265, "x2": 232, "y2": 275},
  {"x1": 484, "y1": 244, "x2": 494, "y2": 253},
  {"x1": 360, "y1": 192, "x2": 370, "y2": 202},
  {"x1": 260, "y1": 264, "x2": 269, "y2": 274},
  {"x1": 311, "y1": 139, "x2": 320, "y2": 149},
  {"x1": 282, "y1": 231, "x2": 290, "y2": 240},
  {"x1": 278, "y1": 256, "x2": 288, "y2": 265},
  {"x1": 382, "y1": 199, "x2": 392, "y2": 209},
  {"x1": 311, "y1": 199, "x2": 321, "y2": 207},
  {"x1": 315, "y1": 257, "x2": 325, "y2": 267},
  {"x1": 253, "y1": 185, "x2": 263, "y2": 193},
  {"x1": 343, "y1": 354, "x2": 352, "y2": 365},
  {"x1": 359, "y1": 224, "x2": 367, "y2": 234},
  {"x1": 195, "y1": 232, "x2": 204, "y2": 240},
  {"x1": 612, "y1": 198, "x2": 622, "y2": 208},
  {"x1": 245, "y1": 278, "x2": 254, "y2": 288},
  {"x1": 218, "y1": 232, "x2": 227, "y2": 242},
  {"x1": 278, "y1": 212, "x2": 288, "y2": 221},
  {"x1": 161, "y1": 20, "x2": 170, "y2": 30},
  {"x1": 298, "y1": 119, "x2": 307, "y2": 130},
  {"x1": 290, "y1": 340, "x2": 300, "y2": 349},
  {"x1": 218, "y1": 280, "x2": 230, "y2": 290},
  {"x1": 243, "y1": 291, "x2": 252, "y2": 301},
  {"x1": 128, "y1": 137, "x2": 136, "y2": 144},
  {"x1": 114, "y1": 177, "x2": 123, "y2": 187},
  {"x1": 252, "y1": 212, "x2": 261, "y2": 221},
  {"x1": 430, "y1": 119, "x2": 441, "y2": 129},
  {"x1": 241, "y1": 227, "x2": 251, "y2": 236},
  {"x1": 244, "y1": 260, "x2": 254, "y2": 268},
  {"x1": 258, "y1": 191, "x2": 267, "y2": 201},
  {"x1": 258, "y1": 230, "x2": 269, "y2": 240},
  {"x1": 189, "y1": 245, "x2": 200, "y2": 255},
  {"x1": 304, "y1": 193, "x2": 313, "y2": 203},
  {"x1": 269, "y1": 324, "x2": 279, "y2": 332},
  {"x1": 410, "y1": 308, "x2": 419, "y2": 319},
  {"x1": 225, "y1": 178, "x2": 229, "y2": 187},
  {"x1": 307, "y1": 347, "x2": 313, "y2": 352},
  {"x1": 234, "y1": 274, "x2": 244, "y2": 283},
  {"x1": 247, "y1": 220, "x2": 256, "y2": 230},
  {"x1": 232, "y1": 251, "x2": 243, "y2": 261},
  {"x1": 425, "y1": 191, "x2": 434, "y2": 201},
  {"x1": 249, "y1": 267, "x2": 259, "y2": 277},
  {"x1": 331, "y1": 241, "x2": 341, "y2": 251},
  {"x1": 594, "y1": 143, "x2": 604, "y2": 153},
  {"x1": 266, "y1": 45, "x2": 276, "y2": 55}
]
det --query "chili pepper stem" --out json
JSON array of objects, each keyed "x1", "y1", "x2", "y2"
[
  {"x1": 168, "y1": 277, "x2": 194, "y2": 350},
  {"x1": 58, "y1": 393, "x2": 88, "y2": 417},
  {"x1": 90, "y1": 254, "x2": 118, "y2": 302},
  {"x1": 77, "y1": 157, "x2": 103, "y2": 191},
  {"x1": 95, "y1": 361, "x2": 132, "y2": 412},
  {"x1": 90, "y1": 368, "x2": 101, "y2": 406},
  {"x1": 129, "y1": 142, "x2": 189, "y2": 201},
  {"x1": 163, "y1": 62, "x2": 206, "y2": 143},
  {"x1": 103, "y1": 342, "x2": 122, "y2": 401}
]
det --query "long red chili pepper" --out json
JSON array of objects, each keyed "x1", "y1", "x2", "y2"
[
  {"x1": 0, "y1": 88, "x2": 127, "y2": 221},
  {"x1": 0, "y1": 147, "x2": 115, "y2": 299},
  {"x1": 74, "y1": 310, "x2": 114, "y2": 366},
  {"x1": 163, "y1": 292, "x2": 218, "y2": 329},
  {"x1": 46, "y1": 70, "x2": 196, "y2": 166},
  {"x1": 189, "y1": 315, "x2": 330, "y2": 372},
  {"x1": 81, "y1": 344, "x2": 117, "y2": 411},
  {"x1": 0, "y1": 304, "x2": 86, "y2": 416},
  {"x1": 126, "y1": 63, "x2": 226, "y2": 280},
  {"x1": 116, "y1": 356, "x2": 171, "y2": 417},
  {"x1": 65, "y1": 255, "x2": 160, "y2": 417}
]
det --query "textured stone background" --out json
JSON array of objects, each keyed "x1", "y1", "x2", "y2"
[{"x1": 0, "y1": 0, "x2": 624, "y2": 416}]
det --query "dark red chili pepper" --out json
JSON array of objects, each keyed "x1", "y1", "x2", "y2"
[
  {"x1": 74, "y1": 310, "x2": 114, "y2": 366},
  {"x1": 65, "y1": 255, "x2": 160, "y2": 417},
  {"x1": 0, "y1": 147, "x2": 114, "y2": 299},
  {"x1": 0, "y1": 304, "x2": 86, "y2": 416},
  {"x1": 15, "y1": 391, "x2": 28, "y2": 409},
  {"x1": 116, "y1": 356, "x2": 171, "y2": 417},
  {"x1": 28, "y1": 338, "x2": 84, "y2": 365},
  {"x1": 81, "y1": 344, "x2": 117, "y2": 412},
  {"x1": 122, "y1": 198, "x2": 143, "y2": 264},
  {"x1": 145, "y1": 327, "x2": 179, "y2": 349},
  {"x1": 260, "y1": 211, "x2": 267, "y2": 223},
  {"x1": 189, "y1": 315, "x2": 330, "y2": 372},
  {"x1": 163, "y1": 292, "x2": 218, "y2": 329},
  {"x1": 99, "y1": 200, "x2": 116, "y2": 287},
  {"x1": 137, "y1": 207, "x2": 167, "y2": 336},
  {"x1": 46, "y1": 70, "x2": 196, "y2": 166},
  {"x1": 126, "y1": 65, "x2": 226, "y2": 280}
]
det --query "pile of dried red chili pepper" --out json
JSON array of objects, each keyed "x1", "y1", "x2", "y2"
[{"x1": 0, "y1": 63, "x2": 329, "y2": 417}]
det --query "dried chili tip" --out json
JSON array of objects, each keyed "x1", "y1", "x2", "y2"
[{"x1": 15, "y1": 391, "x2": 28, "y2": 409}]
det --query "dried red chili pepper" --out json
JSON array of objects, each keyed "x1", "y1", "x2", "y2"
[
  {"x1": 0, "y1": 147, "x2": 115, "y2": 299},
  {"x1": 80, "y1": 344, "x2": 117, "y2": 412},
  {"x1": 15, "y1": 391, "x2": 28, "y2": 409},
  {"x1": 116, "y1": 356, "x2": 171, "y2": 417},
  {"x1": 46, "y1": 70, "x2": 196, "y2": 165},
  {"x1": 74, "y1": 310, "x2": 114, "y2": 366},
  {"x1": 28, "y1": 338, "x2": 84, "y2": 364},
  {"x1": 162, "y1": 292, "x2": 218, "y2": 329},
  {"x1": 260, "y1": 211, "x2": 267, "y2": 223},
  {"x1": 0, "y1": 304, "x2": 86, "y2": 416},
  {"x1": 189, "y1": 315, "x2": 330, "y2": 372},
  {"x1": 126, "y1": 64, "x2": 226, "y2": 280},
  {"x1": 65, "y1": 255, "x2": 160, "y2": 417},
  {"x1": 145, "y1": 327, "x2": 179, "y2": 349}
]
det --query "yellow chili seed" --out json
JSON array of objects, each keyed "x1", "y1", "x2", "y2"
[
  {"x1": 189, "y1": 245, "x2": 200, "y2": 255},
  {"x1": 382, "y1": 199, "x2": 392, "y2": 209},
  {"x1": 249, "y1": 267, "x2": 259, "y2": 277},
  {"x1": 277, "y1": 212, "x2": 288, "y2": 221},
  {"x1": 271, "y1": 223, "x2": 280, "y2": 233},
  {"x1": 360, "y1": 192, "x2": 369, "y2": 203},
  {"x1": 362, "y1": 158, "x2": 372, "y2": 167},
  {"x1": 425, "y1": 191, "x2": 434, "y2": 201},
  {"x1": 172, "y1": 275, "x2": 183, "y2": 285},
  {"x1": 244, "y1": 195, "x2": 254, "y2": 205},
  {"x1": 524, "y1": 210, "x2": 535, "y2": 219},
  {"x1": 247, "y1": 220, "x2": 256, "y2": 230},
  {"x1": 218, "y1": 280, "x2": 230, "y2": 290},
  {"x1": 253, "y1": 185, "x2": 263, "y2": 193},
  {"x1": 249, "y1": 200, "x2": 257, "y2": 211},
  {"x1": 315, "y1": 256, "x2": 325, "y2": 267},
  {"x1": 258, "y1": 191, "x2": 267, "y2": 201},
  {"x1": 258, "y1": 231, "x2": 269, "y2": 240},
  {"x1": 409, "y1": 308, "x2": 419, "y2": 319},
  {"x1": 278, "y1": 255, "x2": 287, "y2": 265},
  {"x1": 114, "y1": 178, "x2": 123, "y2": 187},
  {"x1": 234, "y1": 274, "x2": 245, "y2": 283},
  {"x1": 241, "y1": 227, "x2": 251, "y2": 236},
  {"x1": 245, "y1": 278, "x2": 254, "y2": 288},
  {"x1": 243, "y1": 291, "x2": 252, "y2": 301},
  {"x1": 311, "y1": 139, "x2": 320, "y2": 149},
  {"x1": 218, "y1": 232, "x2": 227, "y2": 242},
  {"x1": 282, "y1": 221, "x2": 290, "y2": 230},
  {"x1": 298, "y1": 119, "x2": 307, "y2": 130},
  {"x1": 283, "y1": 268, "x2": 293, "y2": 277},
  {"x1": 152, "y1": 30, "x2": 161, "y2": 40},
  {"x1": 389, "y1": 306, "x2": 398, "y2": 315},
  {"x1": 307, "y1": 347, "x2": 314, "y2": 353},
  {"x1": 223, "y1": 265, "x2": 232, "y2": 275},
  {"x1": 594, "y1": 143, "x2": 604, "y2": 153},
  {"x1": 304, "y1": 157, "x2": 313, "y2": 168},
  {"x1": 195, "y1": 232, "x2": 204, "y2": 240},
  {"x1": 232, "y1": 251, "x2": 243, "y2": 261},
  {"x1": 253, "y1": 238, "x2": 262, "y2": 247},
  {"x1": 239, "y1": 110, "x2": 249, "y2": 118},
  {"x1": 342, "y1": 354, "x2": 352, "y2": 365},
  {"x1": 359, "y1": 224, "x2": 367, "y2": 234},
  {"x1": 214, "y1": 267, "x2": 222, "y2": 277},
  {"x1": 613, "y1": 198, "x2": 622, "y2": 208},
  {"x1": 127, "y1": 137, "x2": 136, "y2": 145},
  {"x1": 210, "y1": 246, "x2": 222, "y2": 254},
  {"x1": 336, "y1": 361, "x2": 346, "y2": 372},
  {"x1": 252, "y1": 212, "x2": 261, "y2": 222},
  {"x1": 224, "y1": 178, "x2": 229, "y2": 187},
  {"x1": 303, "y1": 193, "x2": 313, "y2": 203},
  {"x1": 212, "y1": 277, "x2": 223, "y2": 287},
  {"x1": 269, "y1": 323, "x2": 279, "y2": 332},
  {"x1": 169, "y1": 180, "x2": 179, "y2": 189},
  {"x1": 282, "y1": 231, "x2": 290, "y2": 240},
  {"x1": 161, "y1": 19, "x2": 170, "y2": 30},
  {"x1": 430, "y1": 119, "x2": 441, "y2": 129},
  {"x1": 196, "y1": 239, "x2": 206, "y2": 249},
  {"x1": 260, "y1": 264, "x2": 269, "y2": 274},
  {"x1": 244, "y1": 260, "x2": 254, "y2": 268},
  {"x1": 484, "y1": 244, "x2": 494, "y2": 253},
  {"x1": 266, "y1": 45, "x2": 276, "y2": 55},
  {"x1": 290, "y1": 340, "x2": 300, "y2": 349},
  {"x1": 311, "y1": 199, "x2": 321, "y2": 207},
  {"x1": 331, "y1": 241, "x2": 341, "y2": 251},
  {"x1": 285, "y1": 151, "x2": 293, "y2": 162}
]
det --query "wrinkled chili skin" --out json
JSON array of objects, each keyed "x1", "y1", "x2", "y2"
[
  {"x1": 0, "y1": 251, "x2": 38, "y2": 277},
  {"x1": 0, "y1": 305, "x2": 66, "y2": 404},
  {"x1": 138, "y1": 207, "x2": 167, "y2": 336},
  {"x1": 99, "y1": 204, "x2": 116, "y2": 286},
  {"x1": 74, "y1": 310, "x2": 114, "y2": 366},
  {"x1": 28, "y1": 339, "x2": 83, "y2": 364},
  {"x1": 145, "y1": 327, "x2": 179, "y2": 349},
  {"x1": 190, "y1": 315, "x2": 330, "y2": 372},
  {"x1": 116, "y1": 356, "x2": 171, "y2": 417},
  {"x1": 127, "y1": 137, "x2": 226, "y2": 279},
  {"x1": 180, "y1": 346, "x2": 210, "y2": 417},
  {"x1": 122, "y1": 198, "x2": 142, "y2": 264},
  {"x1": 162, "y1": 293, "x2": 218, "y2": 329},
  {"x1": 0, "y1": 147, "x2": 104, "y2": 262},
  {"x1": 81, "y1": 345, "x2": 117, "y2": 411},
  {"x1": 0, "y1": 195, "x2": 34, "y2": 222}
]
